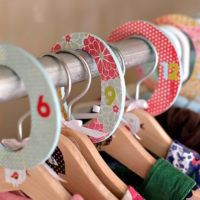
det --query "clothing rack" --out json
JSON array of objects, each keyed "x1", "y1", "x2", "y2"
[{"x1": 0, "y1": 38, "x2": 155, "y2": 102}]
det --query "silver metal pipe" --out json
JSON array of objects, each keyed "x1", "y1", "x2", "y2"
[{"x1": 0, "y1": 38, "x2": 154, "y2": 102}]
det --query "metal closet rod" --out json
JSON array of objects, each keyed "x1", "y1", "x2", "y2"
[{"x1": 0, "y1": 38, "x2": 154, "y2": 102}]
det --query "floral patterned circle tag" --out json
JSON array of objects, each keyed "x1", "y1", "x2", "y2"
[
  {"x1": 108, "y1": 21, "x2": 181, "y2": 116},
  {"x1": 0, "y1": 44, "x2": 61, "y2": 169},
  {"x1": 155, "y1": 14, "x2": 200, "y2": 101},
  {"x1": 52, "y1": 33, "x2": 126, "y2": 143}
]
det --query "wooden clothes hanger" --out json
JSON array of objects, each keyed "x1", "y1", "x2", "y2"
[
  {"x1": 130, "y1": 108, "x2": 172, "y2": 158},
  {"x1": 72, "y1": 100, "x2": 172, "y2": 159},
  {"x1": 62, "y1": 127, "x2": 127, "y2": 199},
  {"x1": 100, "y1": 124, "x2": 156, "y2": 179},
  {"x1": 49, "y1": 134, "x2": 118, "y2": 200},
  {"x1": 0, "y1": 166, "x2": 71, "y2": 200}
]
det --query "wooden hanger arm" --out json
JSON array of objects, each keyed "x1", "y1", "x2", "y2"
[
  {"x1": 101, "y1": 124, "x2": 156, "y2": 179},
  {"x1": 21, "y1": 166, "x2": 71, "y2": 200},
  {"x1": 189, "y1": 190, "x2": 200, "y2": 199},
  {"x1": 58, "y1": 134, "x2": 118, "y2": 200},
  {"x1": 62, "y1": 127, "x2": 127, "y2": 199},
  {"x1": 131, "y1": 109, "x2": 173, "y2": 158},
  {"x1": 72, "y1": 101, "x2": 172, "y2": 157},
  {"x1": 0, "y1": 166, "x2": 71, "y2": 200}
]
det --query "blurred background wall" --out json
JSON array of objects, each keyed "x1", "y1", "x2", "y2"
[
  {"x1": 0, "y1": 0, "x2": 200, "y2": 139},
  {"x1": 0, "y1": 0, "x2": 200, "y2": 55}
]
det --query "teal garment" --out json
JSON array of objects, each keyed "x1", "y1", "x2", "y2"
[{"x1": 139, "y1": 159, "x2": 196, "y2": 200}]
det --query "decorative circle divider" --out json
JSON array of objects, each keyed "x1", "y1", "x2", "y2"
[
  {"x1": 52, "y1": 32, "x2": 126, "y2": 143},
  {"x1": 0, "y1": 44, "x2": 61, "y2": 169},
  {"x1": 108, "y1": 21, "x2": 181, "y2": 116},
  {"x1": 155, "y1": 14, "x2": 200, "y2": 101}
]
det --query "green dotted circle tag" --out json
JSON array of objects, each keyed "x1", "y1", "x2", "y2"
[{"x1": 0, "y1": 44, "x2": 61, "y2": 169}]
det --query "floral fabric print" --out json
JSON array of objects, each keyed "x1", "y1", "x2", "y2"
[
  {"x1": 46, "y1": 147, "x2": 65, "y2": 175},
  {"x1": 166, "y1": 140, "x2": 200, "y2": 186}
]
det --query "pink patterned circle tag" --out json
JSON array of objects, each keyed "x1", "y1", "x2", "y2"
[
  {"x1": 155, "y1": 14, "x2": 200, "y2": 101},
  {"x1": 108, "y1": 21, "x2": 181, "y2": 116},
  {"x1": 52, "y1": 33, "x2": 126, "y2": 143}
]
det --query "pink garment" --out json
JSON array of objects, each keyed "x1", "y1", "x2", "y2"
[
  {"x1": 122, "y1": 186, "x2": 143, "y2": 200},
  {"x1": 0, "y1": 192, "x2": 85, "y2": 200},
  {"x1": 0, "y1": 192, "x2": 29, "y2": 200},
  {"x1": 71, "y1": 194, "x2": 84, "y2": 200}
]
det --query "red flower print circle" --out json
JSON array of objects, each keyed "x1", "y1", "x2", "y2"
[{"x1": 82, "y1": 35, "x2": 119, "y2": 80}]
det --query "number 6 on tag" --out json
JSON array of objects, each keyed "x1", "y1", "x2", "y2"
[{"x1": 37, "y1": 95, "x2": 51, "y2": 118}]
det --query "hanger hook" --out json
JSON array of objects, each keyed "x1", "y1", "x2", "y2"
[
  {"x1": 58, "y1": 50, "x2": 92, "y2": 120},
  {"x1": 42, "y1": 53, "x2": 72, "y2": 105},
  {"x1": 17, "y1": 111, "x2": 30, "y2": 142},
  {"x1": 131, "y1": 36, "x2": 159, "y2": 100}
]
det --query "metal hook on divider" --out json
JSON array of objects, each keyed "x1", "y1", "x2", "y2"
[
  {"x1": 58, "y1": 50, "x2": 92, "y2": 120},
  {"x1": 132, "y1": 36, "x2": 159, "y2": 100},
  {"x1": 43, "y1": 53, "x2": 72, "y2": 104}
]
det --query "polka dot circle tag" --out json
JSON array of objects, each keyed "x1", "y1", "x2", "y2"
[
  {"x1": 108, "y1": 21, "x2": 181, "y2": 116},
  {"x1": 51, "y1": 32, "x2": 126, "y2": 143},
  {"x1": 0, "y1": 44, "x2": 61, "y2": 169},
  {"x1": 155, "y1": 14, "x2": 200, "y2": 100}
]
